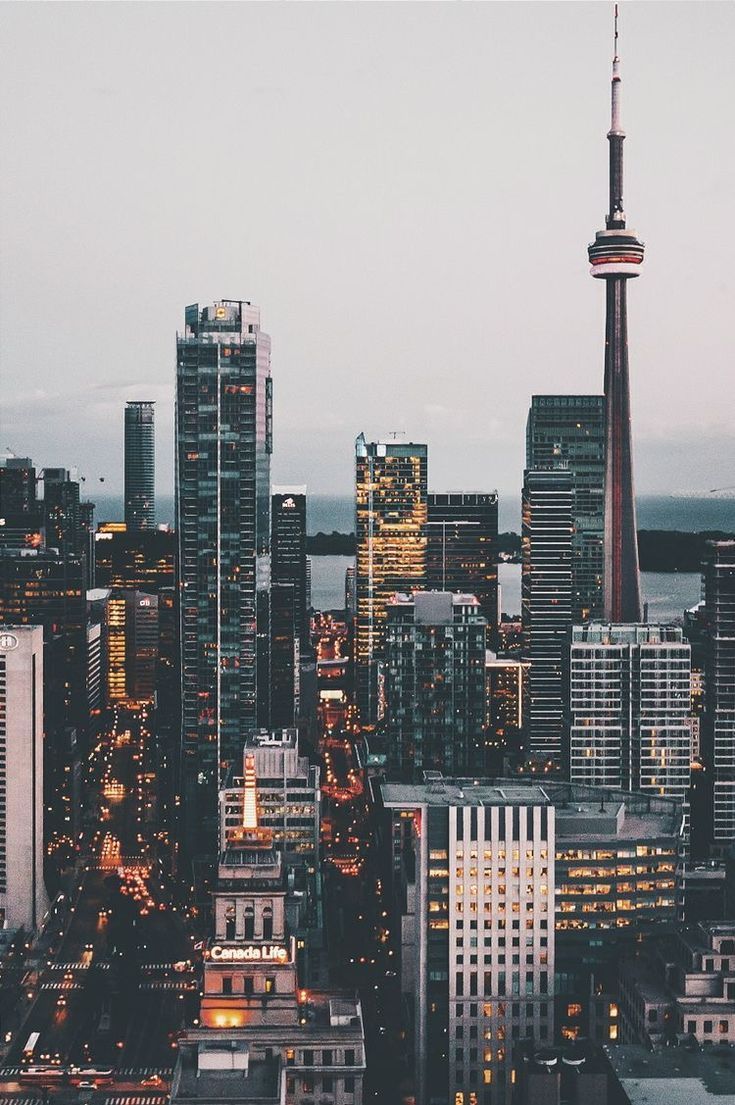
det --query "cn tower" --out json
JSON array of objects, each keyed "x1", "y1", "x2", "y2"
[{"x1": 588, "y1": 5, "x2": 644, "y2": 623}]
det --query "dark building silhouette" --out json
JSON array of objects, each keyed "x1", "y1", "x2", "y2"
[
  {"x1": 124, "y1": 401, "x2": 155, "y2": 531},
  {"x1": 588, "y1": 11, "x2": 644, "y2": 623},
  {"x1": 0, "y1": 454, "x2": 43, "y2": 550},
  {"x1": 270, "y1": 582, "x2": 298, "y2": 729},
  {"x1": 426, "y1": 492, "x2": 498, "y2": 638},
  {"x1": 271, "y1": 487, "x2": 308, "y2": 645},
  {"x1": 94, "y1": 523, "x2": 175, "y2": 593}
]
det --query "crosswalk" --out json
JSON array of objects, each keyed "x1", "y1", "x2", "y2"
[
  {"x1": 0, "y1": 1096, "x2": 46, "y2": 1104},
  {"x1": 42, "y1": 981, "x2": 82, "y2": 990},
  {"x1": 115, "y1": 1069, "x2": 173, "y2": 1078},
  {"x1": 104, "y1": 1097, "x2": 168, "y2": 1105},
  {"x1": 0, "y1": 1070, "x2": 26, "y2": 1078}
]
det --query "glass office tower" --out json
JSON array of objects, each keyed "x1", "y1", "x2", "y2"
[
  {"x1": 176, "y1": 300, "x2": 272, "y2": 862},
  {"x1": 354, "y1": 434, "x2": 427, "y2": 725},
  {"x1": 426, "y1": 492, "x2": 498, "y2": 638},
  {"x1": 124, "y1": 401, "x2": 155, "y2": 531},
  {"x1": 526, "y1": 395, "x2": 605, "y2": 623}
]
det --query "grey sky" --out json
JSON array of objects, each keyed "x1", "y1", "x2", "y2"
[{"x1": 1, "y1": 2, "x2": 733, "y2": 501}]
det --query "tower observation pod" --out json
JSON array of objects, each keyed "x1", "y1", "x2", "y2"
[{"x1": 588, "y1": 4, "x2": 644, "y2": 624}]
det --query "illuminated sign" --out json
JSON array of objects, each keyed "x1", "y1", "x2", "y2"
[
  {"x1": 0, "y1": 633, "x2": 19, "y2": 651},
  {"x1": 209, "y1": 943, "x2": 289, "y2": 963},
  {"x1": 215, "y1": 307, "x2": 227, "y2": 319},
  {"x1": 282, "y1": 497, "x2": 296, "y2": 509}
]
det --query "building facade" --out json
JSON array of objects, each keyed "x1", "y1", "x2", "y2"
[
  {"x1": 384, "y1": 591, "x2": 488, "y2": 779},
  {"x1": 272, "y1": 487, "x2": 308, "y2": 645},
  {"x1": 124, "y1": 401, "x2": 156, "y2": 531},
  {"x1": 526, "y1": 396, "x2": 605, "y2": 624},
  {"x1": 566, "y1": 624, "x2": 692, "y2": 808},
  {"x1": 0, "y1": 626, "x2": 46, "y2": 930},
  {"x1": 702, "y1": 541, "x2": 735, "y2": 846},
  {"x1": 381, "y1": 780, "x2": 555, "y2": 1105},
  {"x1": 426, "y1": 493, "x2": 498, "y2": 638},
  {"x1": 176, "y1": 300, "x2": 272, "y2": 860},
  {"x1": 521, "y1": 469, "x2": 573, "y2": 763},
  {"x1": 354, "y1": 435, "x2": 427, "y2": 725}
]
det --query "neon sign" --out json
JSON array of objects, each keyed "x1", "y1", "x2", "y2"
[{"x1": 208, "y1": 943, "x2": 289, "y2": 963}]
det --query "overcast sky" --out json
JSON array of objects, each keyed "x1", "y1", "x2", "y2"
[{"x1": 1, "y1": 2, "x2": 733, "y2": 502}]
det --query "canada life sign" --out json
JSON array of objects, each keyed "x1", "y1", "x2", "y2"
[{"x1": 208, "y1": 944, "x2": 290, "y2": 963}]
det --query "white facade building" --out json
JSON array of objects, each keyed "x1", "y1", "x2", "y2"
[
  {"x1": 567, "y1": 624, "x2": 692, "y2": 806},
  {"x1": 0, "y1": 626, "x2": 46, "y2": 930}
]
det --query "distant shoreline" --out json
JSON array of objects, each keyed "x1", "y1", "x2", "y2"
[{"x1": 306, "y1": 528, "x2": 735, "y2": 572}]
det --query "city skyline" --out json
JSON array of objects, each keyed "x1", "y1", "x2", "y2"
[{"x1": 1, "y1": 4, "x2": 734, "y2": 500}]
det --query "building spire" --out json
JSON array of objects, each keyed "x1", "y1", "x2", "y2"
[
  {"x1": 606, "y1": 3, "x2": 626, "y2": 228},
  {"x1": 610, "y1": 3, "x2": 623, "y2": 135}
]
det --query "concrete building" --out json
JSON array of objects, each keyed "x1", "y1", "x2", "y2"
[
  {"x1": 0, "y1": 626, "x2": 46, "y2": 930},
  {"x1": 381, "y1": 779, "x2": 555, "y2": 1105},
  {"x1": 619, "y1": 923, "x2": 735, "y2": 1050},
  {"x1": 220, "y1": 731, "x2": 320, "y2": 875},
  {"x1": 173, "y1": 753, "x2": 365, "y2": 1105},
  {"x1": 384, "y1": 592, "x2": 488, "y2": 779},
  {"x1": 566, "y1": 624, "x2": 692, "y2": 811},
  {"x1": 380, "y1": 777, "x2": 685, "y2": 1098}
]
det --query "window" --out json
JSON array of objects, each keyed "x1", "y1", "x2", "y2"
[
  {"x1": 222, "y1": 976, "x2": 232, "y2": 995},
  {"x1": 303, "y1": 1049, "x2": 314, "y2": 1066},
  {"x1": 345, "y1": 1049, "x2": 355, "y2": 1066},
  {"x1": 344, "y1": 1076, "x2": 355, "y2": 1094},
  {"x1": 323, "y1": 1049, "x2": 333, "y2": 1066},
  {"x1": 265, "y1": 976, "x2": 275, "y2": 994},
  {"x1": 720, "y1": 1021, "x2": 729, "y2": 1034},
  {"x1": 243, "y1": 977, "x2": 253, "y2": 995}
]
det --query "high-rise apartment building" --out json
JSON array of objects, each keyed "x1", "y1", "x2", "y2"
[
  {"x1": 485, "y1": 654, "x2": 529, "y2": 766},
  {"x1": 566, "y1": 624, "x2": 692, "y2": 809},
  {"x1": 0, "y1": 626, "x2": 46, "y2": 930},
  {"x1": 270, "y1": 583, "x2": 298, "y2": 729},
  {"x1": 526, "y1": 396, "x2": 605, "y2": 623},
  {"x1": 272, "y1": 487, "x2": 308, "y2": 645},
  {"x1": 426, "y1": 493, "x2": 498, "y2": 638},
  {"x1": 381, "y1": 780, "x2": 555, "y2": 1105},
  {"x1": 176, "y1": 300, "x2": 272, "y2": 859},
  {"x1": 521, "y1": 469, "x2": 573, "y2": 762},
  {"x1": 354, "y1": 434, "x2": 427, "y2": 724},
  {"x1": 384, "y1": 591, "x2": 487, "y2": 779},
  {"x1": 124, "y1": 401, "x2": 155, "y2": 531},
  {"x1": 702, "y1": 541, "x2": 735, "y2": 846}
]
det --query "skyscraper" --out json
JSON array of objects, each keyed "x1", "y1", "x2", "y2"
[
  {"x1": 588, "y1": 8, "x2": 645, "y2": 623},
  {"x1": 702, "y1": 541, "x2": 735, "y2": 846},
  {"x1": 0, "y1": 625, "x2": 46, "y2": 930},
  {"x1": 0, "y1": 454, "x2": 43, "y2": 550},
  {"x1": 526, "y1": 396, "x2": 605, "y2": 623},
  {"x1": 522, "y1": 469, "x2": 573, "y2": 762},
  {"x1": 42, "y1": 467, "x2": 82, "y2": 558},
  {"x1": 384, "y1": 591, "x2": 488, "y2": 779},
  {"x1": 271, "y1": 486, "x2": 308, "y2": 644},
  {"x1": 176, "y1": 300, "x2": 272, "y2": 860},
  {"x1": 354, "y1": 434, "x2": 427, "y2": 724},
  {"x1": 426, "y1": 492, "x2": 498, "y2": 637},
  {"x1": 566, "y1": 624, "x2": 692, "y2": 809},
  {"x1": 124, "y1": 401, "x2": 155, "y2": 531}
]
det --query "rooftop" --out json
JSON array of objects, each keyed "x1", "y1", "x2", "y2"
[
  {"x1": 172, "y1": 1041, "x2": 281, "y2": 1104},
  {"x1": 607, "y1": 1044, "x2": 735, "y2": 1103}
]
